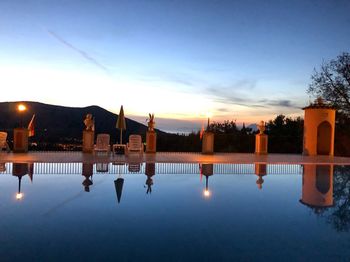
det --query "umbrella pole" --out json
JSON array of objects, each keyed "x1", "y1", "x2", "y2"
[{"x1": 120, "y1": 129, "x2": 123, "y2": 144}]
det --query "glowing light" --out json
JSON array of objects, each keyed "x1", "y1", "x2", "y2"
[
  {"x1": 17, "y1": 104, "x2": 26, "y2": 112},
  {"x1": 16, "y1": 193, "x2": 23, "y2": 200},
  {"x1": 203, "y1": 189, "x2": 211, "y2": 198},
  {"x1": 206, "y1": 112, "x2": 212, "y2": 119}
]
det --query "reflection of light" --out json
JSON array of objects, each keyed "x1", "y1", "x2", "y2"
[
  {"x1": 16, "y1": 193, "x2": 23, "y2": 200},
  {"x1": 203, "y1": 189, "x2": 211, "y2": 198},
  {"x1": 17, "y1": 104, "x2": 26, "y2": 112}
]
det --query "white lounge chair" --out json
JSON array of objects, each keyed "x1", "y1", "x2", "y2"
[
  {"x1": 0, "y1": 132, "x2": 10, "y2": 152},
  {"x1": 126, "y1": 135, "x2": 144, "y2": 155},
  {"x1": 94, "y1": 134, "x2": 111, "y2": 155}
]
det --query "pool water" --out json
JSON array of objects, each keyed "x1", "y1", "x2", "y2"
[{"x1": 0, "y1": 163, "x2": 349, "y2": 261}]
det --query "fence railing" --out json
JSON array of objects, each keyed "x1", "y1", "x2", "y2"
[{"x1": 0, "y1": 162, "x2": 303, "y2": 175}]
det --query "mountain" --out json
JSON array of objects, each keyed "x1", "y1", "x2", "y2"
[{"x1": 0, "y1": 101, "x2": 160, "y2": 144}]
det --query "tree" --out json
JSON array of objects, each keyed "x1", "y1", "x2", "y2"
[{"x1": 308, "y1": 52, "x2": 350, "y2": 114}]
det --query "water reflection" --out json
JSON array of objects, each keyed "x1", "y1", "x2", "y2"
[
  {"x1": 3, "y1": 161, "x2": 350, "y2": 232},
  {"x1": 300, "y1": 165, "x2": 334, "y2": 212},
  {"x1": 113, "y1": 163, "x2": 125, "y2": 203},
  {"x1": 255, "y1": 164, "x2": 267, "y2": 190},
  {"x1": 12, "y1": 162, "x2": 33, "y2": 200},
  {"x1": 0, "y1": 162, "x2": 6, "y2": 172},
  {"x1": 200, "y1": 164, "x2": 214, "y2": 198},
  {"x1": 82, "y1": 163, "x2": 94, "y2": 192},
  {"x1": 145, "y1": 163, "x2": 155, "y2": 194}
]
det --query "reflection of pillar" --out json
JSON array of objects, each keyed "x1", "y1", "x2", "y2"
[
  {"x1": 12, "y1": 163, "x2": 29, "y2": 200},
  {"x1": 300, "y1": 165, "x2": 334, "y2": 211},
  {"x1": 201, "y1": 164, "x2": 214, "y2": 197},
  {"x1": 82, "y1": 163, "x2": 93, "y2": 192},
  {"x1": 303, "y1": 99, "x2": 336, "y2": 156},
  {"x1": 255, "y1": 164, "x2": 267, "y2": 190}
]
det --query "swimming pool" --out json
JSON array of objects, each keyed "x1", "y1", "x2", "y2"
[{"x1": 0, "y1": 162, "x2": 349, "y2": 261}]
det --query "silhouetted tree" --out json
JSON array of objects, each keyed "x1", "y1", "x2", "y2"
[
  {"x1": 266, "y1": 115, "x2": 303, "y2": 153},
  {"x1": 308, "y1": 52, "x2": 350, "y2": 114},
  {"x1": 327, "y1": 166, "x2": 350, "y2": 232}
]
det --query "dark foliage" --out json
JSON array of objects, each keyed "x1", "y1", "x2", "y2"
[
  {"x1": 266, "y1": 115, "x2": 304, "y2": 153},
  {"x1": 308, "y1": 52, "x2": 350, "y2": 114}
]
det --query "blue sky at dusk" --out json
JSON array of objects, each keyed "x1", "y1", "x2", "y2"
[{"x1": 1, "y1": 0, "x2": 349, "y2": 132}]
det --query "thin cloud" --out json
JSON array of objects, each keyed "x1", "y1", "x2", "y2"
[{"x1": 46, "y1": 29, "x2": 109, "y2": 74}]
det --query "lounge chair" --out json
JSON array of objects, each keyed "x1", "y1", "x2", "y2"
[
  {"x1": 128, "y1": 162, "x2": 142, "y2": 173},
  {"x1": 96, "y1": 163, "x2": 109, "y2": 172},
  {"x1": 0, "y1": 132, "x2": 10, "y2": 152},
  {"x1": 94, "y1": 134, "x2": 111, "y2": 155},
  {"x1": 126, "y1": 135, "x2": 144, "y2": 155}
]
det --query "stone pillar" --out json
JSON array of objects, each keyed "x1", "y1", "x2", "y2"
[
  {"x1": 82, "y1": 130, "x2": 94, "y2": 153},
  {"x1": 303, "y1": 100, "x2": 336, "y2": 156},
  {"x1": 202, "y1": 131, "x2": 214, "y2": 154},
  {"x1": 13, "y1": 128, "x2": 28, "y2": 153},
  {"x1": 255, "y1": 134, "x2": 268, "y2": 154},
  {"x1": 146, "y1": 131, "x2": 157, "y2": 153}
]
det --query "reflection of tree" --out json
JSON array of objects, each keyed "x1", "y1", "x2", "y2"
[{"x1": 327, "y1": 166, "x2": 350, "y2": 232}]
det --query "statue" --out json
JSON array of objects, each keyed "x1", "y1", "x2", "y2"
[
  {"x1": 147, "y1": 113, "x2": 155, "y2": 131},
  {"x1": 258, "y1": 120, "x2": 265, "y2": 135},
  {"x1": 84, "y1": 114, "x2": 95, "y2": 131}
]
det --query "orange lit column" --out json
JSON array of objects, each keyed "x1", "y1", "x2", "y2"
[
  {"x1": 13, "y1": 128, "x2": 28, "y2": 153},
  {"x1": 82, "y1": 130, "x2": 94, "y2": 153}
]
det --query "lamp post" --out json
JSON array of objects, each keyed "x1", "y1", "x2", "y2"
[
  {"x1": 13, "y1": 103, "x2": 29, "y2": 153},
  {"x1": 17, "y1": 103, "x2": 27, "y2": 128}
]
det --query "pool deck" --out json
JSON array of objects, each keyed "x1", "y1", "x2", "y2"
[{"x1": 1, "y1": 152, "x2": 350, "y2": 165}]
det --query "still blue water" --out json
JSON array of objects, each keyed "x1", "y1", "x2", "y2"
[{"x1": 0, "y1": 163, "x2": 349, "y2": 261}]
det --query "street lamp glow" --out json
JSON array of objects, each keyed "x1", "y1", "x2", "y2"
[
  {"x1": 17, "y1": 104, "x2": 27, "y2": 112},
  {"x1": 16, "y1": 193, "x2": 23, "y2": 200}
]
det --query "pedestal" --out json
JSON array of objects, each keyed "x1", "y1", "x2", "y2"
[
  {"x1": 255, "y1": 134, "x2": 268, "y2": 154},
  {"x1": 83, "y1": 130, "x2": 94, "y2": 153},
  {"x1": 146, "y1": 131, "x2": 157, "y2": 153},
  {"x1": 113, "y1": 144, "x2": 126, "y2": 155},
  {"x1": 13, "y1": 128, "x2": 28, "y2": 153},
  {"x1": 202, "y1": 131, "x2": 214, "y2": 154}
]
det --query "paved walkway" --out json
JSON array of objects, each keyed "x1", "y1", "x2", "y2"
[{"x1": 1, "y1": 152, "x2": 350, "y2": 165}]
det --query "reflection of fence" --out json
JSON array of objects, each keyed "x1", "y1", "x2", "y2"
[{"x1": 0, "y1": 162, "x2": 303, "y2": 175}]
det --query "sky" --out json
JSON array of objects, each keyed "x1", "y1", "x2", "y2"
[{"x1": 1, "y1": 0, "x2": 349, "y2": 132}]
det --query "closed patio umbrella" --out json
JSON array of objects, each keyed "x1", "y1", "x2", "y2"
[{"x1": 116, "y1": 105, "x2": 126, "y2": 144}]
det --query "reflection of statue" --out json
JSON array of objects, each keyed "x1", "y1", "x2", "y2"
[
  {"x1": 147, "y1": 113, "x2": 155, "y2": 131},
  {"x1": 145, "y1": 163, "x2": 155, "y2": 194},
  {"x1": 145, "y1": 177, "x2": 153, "y2": 194},
  {"x1": 258, "y1": 120, "x2": 265, "y2": 135},
  {"x1": 255, "y1": 164, "x2": 267, "y2": 190},
  {"x1": 84, "y1": 114, "x2": 95, "y2": 131},
  {"x1": 82, "y1": 163, "x2": 94, "y2": 192}
]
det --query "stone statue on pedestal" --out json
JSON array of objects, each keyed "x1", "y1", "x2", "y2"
[
  {"x1": 258, "y1": 120, "x2": 265, "y2": 134},
  {"x1": 84, "y1": 114, "x2": 95, "y2": 131},
  {"x1": 147, "y1": 113, "x2": 155, "y2": 131}
]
